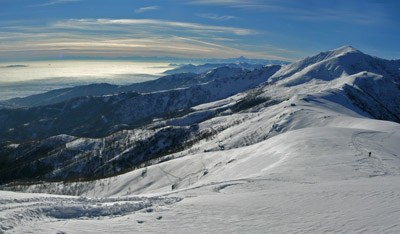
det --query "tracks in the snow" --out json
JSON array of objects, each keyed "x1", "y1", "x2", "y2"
[{"x1": 351, "y1": 131, "x2": 398, "y2": 177}]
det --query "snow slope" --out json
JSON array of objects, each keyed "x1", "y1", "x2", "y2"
[
  {"x1": 2, "y1": 118, "x2": 400, "y2": 233},
  {"x1": 3, "y1": 91, "x2": 400, "y2": 233}
]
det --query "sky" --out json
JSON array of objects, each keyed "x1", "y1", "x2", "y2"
[{"x1": 0, "y1": 0, "x2": 399, "y2": 62}]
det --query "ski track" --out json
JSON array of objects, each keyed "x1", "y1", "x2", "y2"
[{"x1": 352, "y1": 131, "x2": 400, "y2": 177}]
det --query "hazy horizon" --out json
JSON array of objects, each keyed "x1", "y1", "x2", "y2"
[{"x1": 0, "y1": 60, "x2": 173, "y2": 100}]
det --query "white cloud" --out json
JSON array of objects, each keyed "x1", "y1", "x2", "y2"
[
  {"x1": 52, "y1": 18, "x2": 257, "y2": 36},
  {"x1": 30, "y1": 0, "x2": 81, "y2": 7},
  {"x1": 134, "y1": 6, "x2": 160, "y2": 14},
  {"x1": 197, "y1": 14, "x2": 236, "y2": 21}
]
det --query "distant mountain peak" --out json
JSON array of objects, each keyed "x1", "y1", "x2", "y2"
[
  {"x1": 328, "y1": 45, "x2": 362, "y2": 57},
  {"x1": 269, "y1": 45, "x2": 379, "y2": 85},
  {"x1": 316, "y1": 45, "x2": 363, "y2": 61},
  {"x1": 334, "y1": 45, "x2": 359, "y2": 52},
  {"x1": 300, "y1": 45, "x2": 365, "y2": 66}
]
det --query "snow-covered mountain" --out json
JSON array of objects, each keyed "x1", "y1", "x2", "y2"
[
  {"x1": 0, "y1": 66, "x2": 279, "y2": 143},
  {"x1": 1, "y1": 46, "x2": 400, "y2": 183},
  {"x1": 0, "y1": 65, "x2": 265, "y2": 108},
  {"x1": 1, "y1": 46, "x2": 400, "y2": 233},
  {"x1": 163, "y1": 62, "x2": 265, "y2": 75}
]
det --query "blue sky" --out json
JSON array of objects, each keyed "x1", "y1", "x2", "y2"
[{"x1": 0, "y1": 0, "x2": 399, "y2": 61}]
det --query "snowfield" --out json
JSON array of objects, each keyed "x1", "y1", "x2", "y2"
[
  {"x1": 2, "y1": 115, "x2": 400, "y2": 233},
  {"x1": 2, "y1": 172, "x2": 400, "y2": 233},
  {"x1": 1, "y1": 46, "x2": 400, "y2": 233}
]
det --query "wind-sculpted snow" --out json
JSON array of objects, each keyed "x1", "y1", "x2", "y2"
[{"x1": 0, "y1": 191, "x2": 182, "y2": 233}]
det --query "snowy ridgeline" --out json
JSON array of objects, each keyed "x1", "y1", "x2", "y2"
[{"x1": 1, "y1": 46, "x2": 400, "y2": 233}]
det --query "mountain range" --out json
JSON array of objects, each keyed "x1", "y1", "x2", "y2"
[
  {"x1": 1, "y1": 63, "x2": 268, "y2": 108},
  {"x1": 1, "y1": 46, "x2": 400, "y2": 233},
  {"x1": 0, "y1": 45, "x2": 399, "y2": 185},
  {"x1": 162, "y1": 62, "x2": 270, "y2": 75}
]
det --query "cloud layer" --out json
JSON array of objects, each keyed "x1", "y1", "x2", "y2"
[
  {"x1": 51, "y1": 18, "x2": 256, "y2": 36},
  {"x1": 0, "y1": 18, "x2": 286, "y2": 60}
]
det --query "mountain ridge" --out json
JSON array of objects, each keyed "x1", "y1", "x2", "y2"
[{"x1": 1, "y1": 46, "x2": 399, "y2": 187}]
